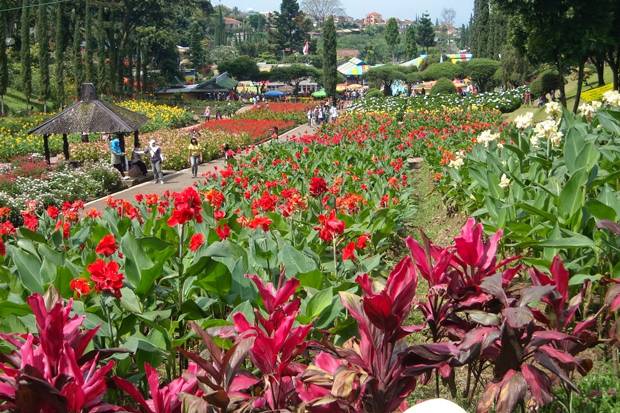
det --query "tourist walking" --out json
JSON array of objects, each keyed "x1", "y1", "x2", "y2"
[
  {"x1": 203, "y1": 105, "x2": 211, "y2": 121},
  {"x1": 108, "y1": 134, "x2": 126, "y2": 178},
  {"x1": 329, "y1": 105, "x2": 338, "y2": 123},
  {"x1": 188, "y1": 135, "x2": 202, "y2": 178},
  {"x1": 145, "y1": 139, "x2": 164, "y2": 184},
  {"x1": 317, "y1": 106, "x2": 324, "y2": 124},
  {"x1": 271, "y1": 126, "x2": 279, "y2": 140},
  {"x1": 307, "y1": 109, "x2": 314, "y2": 126}
]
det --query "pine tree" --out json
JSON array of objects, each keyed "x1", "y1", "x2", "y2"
[
  {"x1": 0, "y1": 0, "x2": 8, "y2": 114},
  {"x1": 20, "y1": 0, "x2": 32, "y2": 106},
  {"x1": 417, "y1": 13, "x2": 435, "y2": 53},
  {"x1": 404, "y1": 25, "x2": 418, "y2": 60},
  {"x1": 72, "y1": 12, "x2": 83, "y2": 96},
  {"x1": 322, "y1": 16, "x2": 337, "y2": 101},
  {"x1": 274, "y1": 0, "x2": 306, "y2": 56},
  {"x1": 54, "y1": 2, "x2": 65, "y2": 107},
  {"x1": 37, "y1": 0, "x2": 50, "y2": 111},
  {"x1": 384, "y1": 18, "x2": 400, "y2": 62},
  {"x1": 84, "y1": 0, "x2": 95, "y2": 82}
]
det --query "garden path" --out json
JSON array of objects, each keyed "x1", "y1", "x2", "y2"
[{"x1": 84, "y1": 123, "x2": 317, "y2": 212}]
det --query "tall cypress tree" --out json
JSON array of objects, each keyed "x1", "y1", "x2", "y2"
[
  {"x1": 0, "y1": 0, "x2": 8, "y2": 114},
  {"x1": 384, "y1": 18, "x2": 400, "y2": 63},
  {"x1": 189, "y1": 21, "x2": 206, "y2": 66},
  {"x1": 472, "y1": 0, "x2": 489, "y2": 57},
  {"x1": 404, "y1": 25, "x2": 418, "y2": 60},
  {"x1": 54, "y1": 2, "x2": 65, "y2": 107},
  {"x1": 84, "y1": 0, "x2": 94, "y2": 82},
  {"x1": 322, "y1": 16, "x2": 337, "y2": 102},
  {"x1": 37, "y1": 0, "x2": 50, "y2": 111},
  {"x1": 96, "y1": 5, "x2": 107, "y2": 92},
  {"x1": 214, "y1": 6, "x2": 226, "y2": 46},
  {"x1": 20, "y1": 0, "x2": 32, "y2": 107},
  {"x1": 72, "y1": 12, "x2": 83, "y2": 96}
]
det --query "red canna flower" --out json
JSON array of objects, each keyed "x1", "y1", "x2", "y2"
[
  {"x1": 205, "y1": 188, "x2": 225, "y2": 208},
  {"x1": 46, "y1": 205, "x2": 59, "y2": 219},
  {"x1": 21, "y1": 211, "x2": 38, "y2": 231},
  {"x1": 357, "y1": 234, "x2": 370, "y2": 249},
  {"x1": 189, "y1": 233, "x2": 205, "y2": 252},
  {"x1": 70, "y1": 278, "x2": 92, "y2": 297},
  {"x1": 342, "y1": 242, "x2": 356, "y2": 261},
  {"x1": 0, "y1": 207, "x2": 10, "y2": 218},
  {"x1": 309, "y1": 177, "x2": 328, "y2": 197},
  {"x1": 0, "y1": 221, "x2": 15, "y2": 236},
  {"x1": 214, "y1": 209, "x2": 225, "y2": 220},
  {"x1": 86, "y1": 208, "x2": 102, "y2": 219},
  {"x1": 95, "y1": 234, "x2": 117, "y2": 257},
  {"x1": 87, "y1": 259, "x2": 124, "y2": 298},
  {"x1": 215, "y1": 223, "x2": 231, "y2": 240},
  {"x1": 249, "y1": 215, "x2": 272, "y2": 231},
  {"x1": 0, "y1": 238, "x2": 5, "y2": 257},
  {"x1": 316, "y1": 210, "x2": 345, "y2": 242},
  {"x1": 168, "y1": 187, "x2": 203, "y2": 227}
]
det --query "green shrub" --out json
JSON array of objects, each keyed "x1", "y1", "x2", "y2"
[
  {"x1": 529, "y1": 69, "x2": 562, "y2": 98},
  {"x1": 431, "y1": 78, "x2": 457, "y2": 95},
  {"x1": 421, "y1": 62, "x2": 464, "y2": 81},
  {"x1": 466, "y1": 58, "x2": 501, "y2": 92},
  {"x1": 365, "y1": 88, "x2": 383, "y2": 99}
]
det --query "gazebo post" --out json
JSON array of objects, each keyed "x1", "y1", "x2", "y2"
[
  {"x1": 62, "y1": 134, "x2": 70, "y2": 160},
  {"x1": 133, "y1": 130, "x2": 140, "y2": 148},
  {"x1": 118, "y1": 133, "x2": 126, "y2": 153},
  {"x1": 43, "y1": 134, "x2": 50, "y2": 165}
]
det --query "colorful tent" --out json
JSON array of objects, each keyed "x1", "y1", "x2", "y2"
[
  {"x1": 400, "y1": 55, "x2": 428, "y2": 69},
  {"x1": 446, "y1": 53, "x2": 473, "y2": 64},
  {"x1": 337, "y1": 58, "x2": 369, "y2": 77}
]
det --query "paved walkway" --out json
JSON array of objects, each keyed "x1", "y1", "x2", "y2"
[{"x1": 85, "y1": 123, "x2": 317, "y2": 211}]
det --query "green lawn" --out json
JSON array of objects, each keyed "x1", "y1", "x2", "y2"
[
  {"x1": 503, "y1": 66, "x2": 614, "y2": 122},
  {"x1": 1, "y1": 88, "x2": 57, "y2": 115}
]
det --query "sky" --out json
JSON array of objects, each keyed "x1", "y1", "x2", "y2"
[{"x1": 221, "y1": 0, "x2": 474, "y2": 25}]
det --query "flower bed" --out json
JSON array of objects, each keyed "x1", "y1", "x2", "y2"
[
  {"x1": 237, "y1": 101, "x2": 316, "y2": 123},
  {"x1": 199, "y1": 118, "x2": 296, "y2": 139},
  {"x1": 117, "y1": 100, "x2": 194, "y2": 131},
  {"x1": 352, "y1": 86, "x2": 527, "y2": 114},
  {"x1": 0, "y1": 160, "x2": 122, "y2": 222},
  {"x1": 0, "y1": 93, "x2": 616, "y2": 413}
]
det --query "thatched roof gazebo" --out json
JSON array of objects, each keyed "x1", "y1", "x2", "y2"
[{"x1": 29, "y1": 83, "x2": 149, "y2": 164}]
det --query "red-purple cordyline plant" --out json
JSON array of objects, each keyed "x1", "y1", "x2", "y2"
[
  {"x1": 232, "y1": 273, "x2": 311, "y2": 411},
  {"x1": 299, "y1": 255, "x2": 454, "y2": 413},
  {"x1": 452, "y1": 263, "x2": 597, "y2": 413},
  {"x1": 0, "y1": 292, "x2": 119, "y2": 413},
  {"x1": 113, "y1": 363, "x2": 199, "y2": 413},
  {"x1": 406, "y1": 218, "x2": 520, "y2": 397},
  {"x1": 177, "y1": 322, "x2": 257, "y2": 412}
]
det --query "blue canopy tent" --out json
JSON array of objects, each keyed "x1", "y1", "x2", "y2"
[{"x1": 264, "y1": 90, "x2": 286, "y2": 99}]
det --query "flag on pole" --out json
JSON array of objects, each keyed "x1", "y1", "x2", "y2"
[{"x1": 303, "y1": 40, "x2": 310, "y2": 55}]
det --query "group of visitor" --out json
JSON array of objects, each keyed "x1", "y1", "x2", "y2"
[
  {"x1": 202, "y1": 106, "x2": 223, "y2": 121},
  {"x1": 107, "y1": 135, "x2": 164, "y2": 184},
  {"x1": 307, "y1": 104, "x2": 338, "y2": 127}
]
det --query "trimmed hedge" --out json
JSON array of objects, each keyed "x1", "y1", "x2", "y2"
[{"x1": 431, "y1": 78, "x2": 457, "y2": 95}]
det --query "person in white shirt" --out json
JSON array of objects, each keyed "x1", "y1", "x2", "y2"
[{"x1": 329, "y1": 105, "x2": 338, "y2": 123}]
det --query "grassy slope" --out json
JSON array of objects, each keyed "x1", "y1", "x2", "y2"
[
  {"x1": 503, "y1": 66, "x2": 614, "y2": 123},
  {"x1": 1, "y1": 87, "x2": 55, "y2": 114}
]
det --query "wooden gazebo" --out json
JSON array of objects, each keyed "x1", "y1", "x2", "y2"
[{"x1": 29, "y1": 83, "x2": 149, "y2": 164}]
